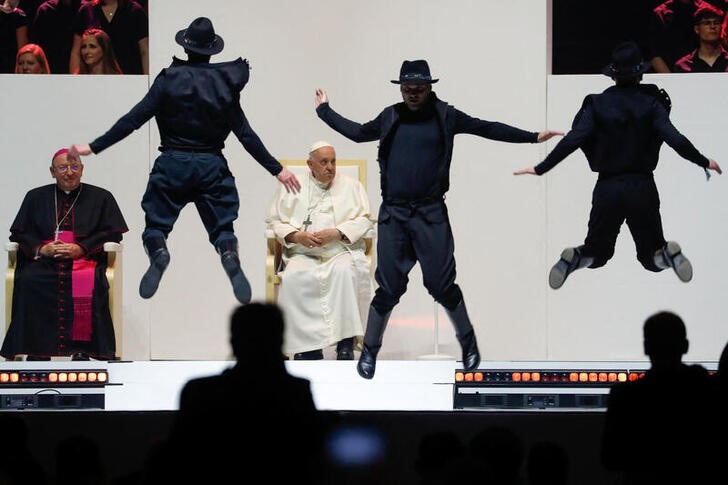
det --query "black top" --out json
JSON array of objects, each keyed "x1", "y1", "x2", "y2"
[
  {"x1": 673, "y1": 47, "x2": 728, "y2": 72},
  {"x1": 73, "y1": 0, "x2": 147, "y2": 74},
  {"x1": 10, "y1": 183, "x2": 128, "y2": 258},
  {"x1": 317, "y1": 93, "x2": 538, "y2": 199},
  {"x1": 89, "y1": 57, "x2": 282, "y2": 175},
  {"x1": 32, "y1": 0, "x2": 80, "y2": 73},
  {"x1": 535, "y1": 84, "x2": 709, "y2": 176},
  {"x1": 386, "y1": 102, "x2": 445, "y2": 199},
  {"x1": 0, "y1": 8, "x2": 29, "y2": 73}
]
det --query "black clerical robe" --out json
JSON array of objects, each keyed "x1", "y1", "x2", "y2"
[{"x1": 1, "y1": 183, "x2": 127, "y2": 359}]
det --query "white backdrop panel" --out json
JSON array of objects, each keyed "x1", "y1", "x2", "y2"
[{"x1": 146, "y1": 0, "x2": 550, "y2": 360}]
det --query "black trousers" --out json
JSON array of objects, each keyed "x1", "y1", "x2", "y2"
[
  {"x1": 141, "y1": 151, "x2": 239, "y2": 248},
  {"x1": 371, "y1": 200, "x2": 463, "y2": 313},
  {"x1": 581, "y1": 174, "x2": 665, "y2": 271}
]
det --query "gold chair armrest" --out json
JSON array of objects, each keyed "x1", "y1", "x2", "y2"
[
  {"x1": 5, "y1": 242, "x2": 18, "y2": 331},
  {"x1": 104, "y1": 242, "x2": 123, "y2": 360}
]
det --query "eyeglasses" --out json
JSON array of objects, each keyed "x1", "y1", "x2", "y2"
[
  {"x1": 54, "y1": 164, "x2": 83, "y2": 173},
  {"x1": 697, "y1": 19, "x2": 722, "y2": 26}
]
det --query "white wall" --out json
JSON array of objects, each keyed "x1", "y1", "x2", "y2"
[{"x1": 1, "y1": 0, "x2": 724, "y2": 362}]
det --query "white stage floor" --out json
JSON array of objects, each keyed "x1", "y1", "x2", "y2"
[{"x1": 2, "y1": 358, "x2": 709, "y2": 412}]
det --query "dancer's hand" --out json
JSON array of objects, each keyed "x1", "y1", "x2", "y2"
[
  {"x1": 69, "y1": 143, "x2": 92, "y2": 162},
  {"x1": 315, "y1": 88, "x2": 329, "y2": 108},
  {"x1": 276, "y1": 167, "x2": 301, "y2": 193},
  {"x1": 708, "y1": 159, "x2": 722, "y2": 174},
  {"x1": 513, "y1": 167, "x2": 536, "y2": 176},
  {"x1": 536, "y1": 130, "x2": 564, "y2": 143}
]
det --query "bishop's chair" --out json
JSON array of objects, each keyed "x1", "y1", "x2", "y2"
[{"x1": 5, "y1": 241, "x2": 124, "y2": 359}]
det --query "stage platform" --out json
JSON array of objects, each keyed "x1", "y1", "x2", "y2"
[{"x1": 0, "y1": 358, "x2": 706, "y2": 412}]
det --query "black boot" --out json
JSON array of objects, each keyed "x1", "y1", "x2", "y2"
[
  {"x1": 654, "y1": 241, "x2": 693, "y2": 282},
  {"x1": 445, "y1": 300, "x2": 481, "y2": 371},
  {"x1": 217, "y1": 240, "x2": 251, "y2": 304},
  {"x1": 336, "y1": 338, "x2": 354, "y2": 360},
  {"x1": 357, "y1": 307, "x2": 391, "y2": 379},
  {"x1": 548, "y1": 246, "x2": 594, "y2": 290},
  {"x1": 139, "y1": 237, "x2": 170, "y2": 299}
]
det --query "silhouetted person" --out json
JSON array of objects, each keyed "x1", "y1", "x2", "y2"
[
  {"x1": 55, "y1": 435, "x2": 106, "y2": 485},
  {"x1": 164, "y1": 303, "x2": 323, "y2": 484},
  {"x1": 526, "y1": 441, "x2": 569, "y2": 485},
  {"x1": 601, "y1": 311, "x2": 715, "y2": 485},
  {"x1": 469, "y1": 425, "x2": 525, "y2": 485},
  {"x1": 415, "y1": 431, "x2": 475, "y2": 485},
  {"x1": 0, "y1": 415, "x2": 47, "y2": 485}
]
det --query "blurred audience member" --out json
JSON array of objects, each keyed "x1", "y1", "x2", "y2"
[
  {"x1": 14, "y1": 42, "x2": 49, "y2": 73},
  {"x1": 469, "y1": 425, "x2": 525, "y2": 485},
  {"x1": 415, "y1": 431, "x2": 475, "y2": 485},
  {"x1": 674, "y1": 4, "x2": 728, "y2": 71},
  {"x1": 0, "y1": 2, "x2": 28, "y2": 72},
  {"x1": 0, "y1": 414, "x2": 48, "y2": 485},
  {"x1": 54, "y1": 435, "x2": 106, "y2": 485},
  {"x1": 71, "y1": 0, "x2": 148, "y2": 74},
  {"x1": 74, "y1": 27, "x2": 121, "y2": 74},
  {"x1": 526, "y1": 441, "x2": 569, "y2": 485},
  {"x1": 601, "y1": 311, "x2": 716, "y2": 484},
  {"x1": 32, "y1": 0, "x2": 79, "y2": 73},
  {"x1": 650, "y1": 0, "x2": 709, "y2": 72}
]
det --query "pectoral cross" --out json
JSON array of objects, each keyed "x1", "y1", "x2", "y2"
[
  {"x1": 54, "y1": 229, "x2": 63, "y2": 241},
  {"x1": 302, "y1": 213, "x2": 312, "y2": 232}
]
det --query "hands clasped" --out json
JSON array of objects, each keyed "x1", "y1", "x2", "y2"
[
  {"x1": 40, "y1": 240, "x2": 84, "y2": 259},
  {"x1": 291, "y1": 228, "x2": 341, "y2": 248}
]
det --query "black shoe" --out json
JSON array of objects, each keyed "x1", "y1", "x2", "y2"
[
  {"x1": 356, "y1": 344, "x2": 378, "y2": 379},
  {"x1": 336, "y1": 349, "x2": 354, "y2": 360},
  {"x1": 220, "y1": 251, "x2": 251, "y2": 304},
  {"x1": 548, "y1": 247, "x2": 593, "y2": 289},
  {"x1": 26, "y1": 355, "x2": 50, "y2": 361},
  {"x1": 71, "y1": 352, "x2": 90, "y2": 361},
  {"x1": 139, "y1": 247, "x2": 170, "y2": 299},
  {"x1": 336, "y1": 338, "x2": 354, "y2": 360},
  {"x1": 293, "y1": 349, "x2": 323, "y2": 360}
]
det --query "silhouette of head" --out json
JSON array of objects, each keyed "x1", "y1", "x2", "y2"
[
  {"x1": 527, "y1": 441, "x2": 569, "y2": 485},
  {"x1": 230, "y1": 303, "x2": 285, "y2": 363},
  {"x1": 469, "y1": 426, "x2": 524, "y2": 485},
  {"x1": 719, "y1": 341, "x2": 728, "y2": 381},
  {"x1": 643, "y1": 311, "x2": 688, "y2": 365}
]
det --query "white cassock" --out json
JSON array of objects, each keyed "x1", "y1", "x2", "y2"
[{"x1": 266, "y1": 172, "x2": 374, "y2": 354}]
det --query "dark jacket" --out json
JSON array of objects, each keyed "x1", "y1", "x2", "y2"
[
  {"x1": 535, "y1": 84, "x2": 709, "y2": 176},
  {"x1": 317, "y1": 94, "x2": 537, "y2": 198},
  {"x1": 89, "y1": 57, "x2": 281, "y2": 175}
]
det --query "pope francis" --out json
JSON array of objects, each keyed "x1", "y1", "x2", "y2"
[{"x1": 266, "y1": 141, "x2": 373, "y2": 360}]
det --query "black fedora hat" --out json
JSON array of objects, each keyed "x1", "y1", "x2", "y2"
[
  {"x1": 391, "y1": 59, "x2": 439, "y2": 84},
  {"x1": 602, "y1": 41, "x2": 650, "y2": 78},
  {"x1": 175, "y1": 17, "x2": 224, "y2": 56}
]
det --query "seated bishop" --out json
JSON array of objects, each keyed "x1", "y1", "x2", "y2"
[
  {"x1": 1, "y1": 149, "x2": 128, "y2": 361},
  {"x1": 266, "y1": 141, "x2": 373, "y2": 360}
]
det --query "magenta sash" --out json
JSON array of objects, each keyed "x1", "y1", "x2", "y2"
[{"x1": 44, "y1": 232, "x2": 96, "y2": 341}]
